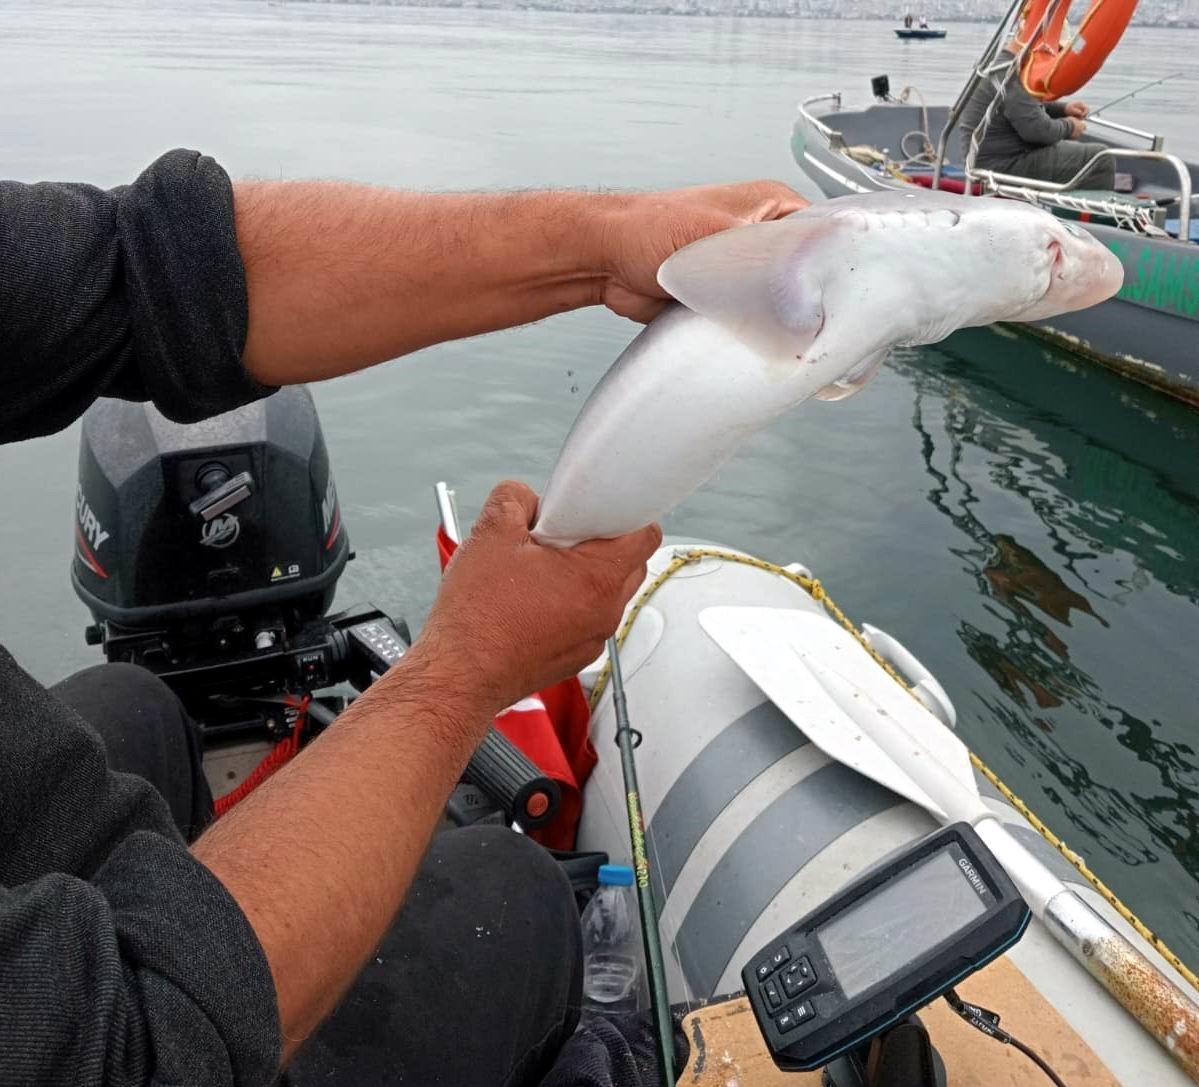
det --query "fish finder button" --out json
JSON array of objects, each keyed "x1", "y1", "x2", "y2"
[
  {"x1": 781, "y1": 957, "x2": 816, "y2": 998},
  {"x1": 762, "y1": 978, "x2": 783, "y2": 1010},
  {"x1": 768, "y1": 945, "x2": 791, "y2": 969},
  {"x1": 777, "y1": 1000, "x2": 814, "y2": 1033}
]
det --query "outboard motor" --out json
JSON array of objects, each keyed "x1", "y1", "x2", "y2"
[
  {"x1": 70, "y1": 387, "x2": 391, "y2": 741},
  {"x1": 69, "y1": 387, "x2": 561, "y2": 831},
  {"x1": 73, "y1": 386, "x2": 348, "y2": 625}
]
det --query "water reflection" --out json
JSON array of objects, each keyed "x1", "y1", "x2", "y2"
[{"x1": 893, "y1": 327, "x2": 1199, "y2": 957}]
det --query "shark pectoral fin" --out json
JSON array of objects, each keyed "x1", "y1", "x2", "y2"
[
  {"x1": 657, "y1": 218, "x2": 832, "y2": 361},
  {"x1": 812, "y1": 347, "x2": 889, "y2": 401}
]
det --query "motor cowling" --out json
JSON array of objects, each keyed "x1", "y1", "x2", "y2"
[{"x1": 72, "y1": 386, "x2": 349, "y2": 628}]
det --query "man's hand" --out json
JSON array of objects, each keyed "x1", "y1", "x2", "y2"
[
  {"x1": 597, "y1": 181, "x2": 809, "y2": 323},
  {"x1": 197, "y1": 482, "x2": 658, "y2": 1058},
  {"x1": 1069, "y1": 116, "x2": 1087, "y2": 138},
  {"x1": 418, "y1": 481, "x2": 661, "y2": 720},
  {"x1": 1064, "y1": 100, "x2": 1089, "y2": 118}
]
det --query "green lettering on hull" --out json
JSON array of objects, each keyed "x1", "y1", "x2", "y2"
[{"x1": 1106, "y1": 238, "x2": 1199, "y2": 320}]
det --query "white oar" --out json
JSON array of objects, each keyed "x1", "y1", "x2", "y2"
[{"x1": 699, "y1": 605, "x2": 1199, "y2": 1081}]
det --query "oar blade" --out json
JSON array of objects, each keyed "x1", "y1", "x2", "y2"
[
  {"x1": 788, "y1": 616, "x2": 978, "y2": 791},
  {"x1": 699, "y1": 605, "x2": 944, "y2": 817}
]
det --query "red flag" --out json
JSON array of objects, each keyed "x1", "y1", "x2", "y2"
[{"x1": 436, "y1": 525, "x2": 596, "y2": 849}]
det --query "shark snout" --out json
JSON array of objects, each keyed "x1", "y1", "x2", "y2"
[
  {"x1": 1022, "y1": 223, "x2": 1124, "y2": 319},
  {"x1": 1050, "y1": 222, "x2": 1122, "y2": 304}
]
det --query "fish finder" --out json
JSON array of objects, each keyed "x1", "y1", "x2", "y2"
[{"x1": 742, "y1": 822, "x2": 1030, "y2": 1072}]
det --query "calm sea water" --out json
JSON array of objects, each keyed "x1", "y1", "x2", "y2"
[{"x1": 2, "y1": 1, "x2": 1198, "y2": 969}]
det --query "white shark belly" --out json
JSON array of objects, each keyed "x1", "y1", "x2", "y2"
[
  {"x1": 528, "y1": 191, "x2": 1123, "y2": 548},
  {"x1": 533, "y1": 308, "x2": 786, "y2": 546}
]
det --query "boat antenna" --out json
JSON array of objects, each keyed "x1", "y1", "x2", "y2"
[
  {"x1": 1090, "y1": 71, "x2": 1183, "y2": 118},
  {"x1": 607, "y1": 634, "x2": 676, "y2": 1087}
]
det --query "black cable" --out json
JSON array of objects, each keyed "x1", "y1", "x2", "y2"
[
  {"x1": 1007, "y1": 1034, "x2": 1068, "y2": 1087},
  {"x1": 944, "y1": 988, "x2": 1068, "y2": 1087}
]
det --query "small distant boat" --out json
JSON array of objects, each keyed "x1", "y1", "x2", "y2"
[{"x1": 895, "y1": 26, "x2": 948, "y2": 39}]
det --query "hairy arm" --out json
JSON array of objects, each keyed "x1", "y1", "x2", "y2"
[
  {"x1": 235, "y1": 186, "x2": 607, "y2": 383},
  {"x1": 191, "y1": 641, "x2": 487, "y2": 1059},
  {"x1": 234, "y1": 181, "x2": 806, "y2": 385},
  {"x1": 192, "y1": 482, "x2": 661, "y2": 1062},
  {"x1": 1, "y1": 153, "x2": 801, "y2": 435}
]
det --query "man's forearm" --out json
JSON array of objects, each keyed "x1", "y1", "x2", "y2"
[
  {"x1": 191, "y1": 639, "x2": 490, "y2": 1062},
  {"x1": 234, "y1": 183, "x2": 616, "y2": 385}
]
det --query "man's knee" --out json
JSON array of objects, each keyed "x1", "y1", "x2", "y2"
[
  {"x1": 50, "y1": 660, "x2": 213, "y2": 840},
  {"x1": 53, "y1": 661, "x2": 187, "y2": 728},
  {"x1": 429, "y1": 825, "x2": 580, "y2": 930},
  {"x1": 50, "y1": 662, "x2": 206, "y2": 814},
  {"x1": 1079, "y1": 142, "x2": 1115, "y2": 188}
]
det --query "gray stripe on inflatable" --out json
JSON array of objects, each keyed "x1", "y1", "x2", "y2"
[
  {"x1": 646, "y1": 700, "x2": 808, "y2": 900},
  {"x1": 674, "y1": 763, "x2": 901, "y2": 998},
  {"x1": 1005, "y1": 823, "x2": 1088, "y2": 887},
  {"x1": 975, "y1": 771, "x2": 1006, "y2": 804}
]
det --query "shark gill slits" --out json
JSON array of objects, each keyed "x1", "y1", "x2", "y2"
[{"x1": 1048, "y1": 240, "x2": 1065, "y2": 278}]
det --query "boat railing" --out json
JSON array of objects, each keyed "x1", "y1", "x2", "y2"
[
  {"x1": 973, "y1": 148, "x2": 1192, "y2": 239},
  {"x1": 1086, "y1": 113, "x2": 1164, "y2": 151},
  {"x1": 798, "y1": 92, "x2": 844, "y2": 146}
]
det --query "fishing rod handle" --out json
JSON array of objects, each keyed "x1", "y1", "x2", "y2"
[
  {"x1": 977, "y1": 817, "x2": 1199, "y2": 1078},
  {"x1": 463, "y1": 728, "x2": 561, "y2": 830}
]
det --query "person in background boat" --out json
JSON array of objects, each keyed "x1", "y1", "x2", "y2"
[
  {"x1": 904, "y1": 12, "x2": 913, "y2": 28},
  {"x1": 918, "y1": 13, "x2": 929, "y2": 28},
  {"x1": 958, "y1": 47, "x2": 1115, "y2": 190},
  {"x1": 0, "y1": 152, "x2": 805, "y2": 1087}
]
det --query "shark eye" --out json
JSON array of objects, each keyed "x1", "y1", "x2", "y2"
[{"x1": 1062, "y1": 223, "x2": 1086, "y2": 239}]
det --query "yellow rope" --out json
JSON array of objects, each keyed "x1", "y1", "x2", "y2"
[{"x1": 590, "y1": 546, "x2": 1199, "y2": 993}]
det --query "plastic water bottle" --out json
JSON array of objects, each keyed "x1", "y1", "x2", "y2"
[{"x1": 581, "y1": 864, "x2": 649, "y2": 1015}]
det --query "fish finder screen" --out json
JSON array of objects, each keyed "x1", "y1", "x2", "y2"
[{"x1": 817, "y1": 850, "x2": 988, "y2": 1000}]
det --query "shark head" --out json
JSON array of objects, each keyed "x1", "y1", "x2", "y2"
[
  {"x1": 1014, "y1": 214, "x2": 1125, "y2": 321},
  {"x1": 790, "y1": 190, "x2": 1125, "y2": 329},
  {"x1": 658, "y1": 189, "x2": 1125, "y2": 392}
]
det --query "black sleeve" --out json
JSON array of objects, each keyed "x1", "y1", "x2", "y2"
[
  {"x1": 1045, "y1": 100, "x2": 1069, "y2": 119},
  {"x1": 540, "y1": 1014, "x2": 664, "y2": 1087},
  {"x1": 540, "y1": 1011, "x2": 691, "y2": 1087},
  {"x1": 0, "y1": 149, "x2": 275, "y2": 444},
  {"x1": 0, "y1": 648, "x2": 280, "y2": 1085}
]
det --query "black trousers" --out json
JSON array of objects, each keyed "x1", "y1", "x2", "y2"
[{"x1": 52, "y1": 663, "x2": 584, "y2": 1087}]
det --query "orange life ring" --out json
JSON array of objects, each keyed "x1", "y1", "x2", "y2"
[{"x1": 1015, "y1": 0, "x2": 1138, "y2": 100}]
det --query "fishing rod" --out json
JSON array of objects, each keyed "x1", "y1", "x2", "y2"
[
  {"x1": 607, "y1": 635, "x2": 676, "y2": 1087},
  {"x1": 1090, "y1": 71, "x2": 1182, "y2": 117}
]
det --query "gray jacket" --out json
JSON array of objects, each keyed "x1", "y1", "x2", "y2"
[{"x1": 959, "y1": 52, "x2": 1073, "y2": 168}]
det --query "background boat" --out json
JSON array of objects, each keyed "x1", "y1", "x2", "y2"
[
  {"x1": 895, "y1": 27, "x2": 948, "y2": 39},
  {"x1": 793, "y1": 92, "x2": 1199, "y2": 406}
]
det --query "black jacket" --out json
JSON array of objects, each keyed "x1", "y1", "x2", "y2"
[{"x1": 0, "y1": 150, "x2": 279, "y2": 1086}]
